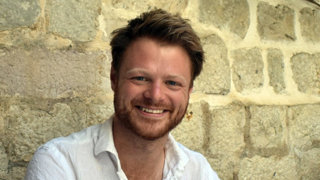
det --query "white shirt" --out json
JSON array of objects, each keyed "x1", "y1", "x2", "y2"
[{"x1": 25, "y1": 116, "x2": 220, "y2": 180}]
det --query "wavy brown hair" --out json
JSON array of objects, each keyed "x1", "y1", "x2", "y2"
[{"x1": 110, "y1": 9, "x2": 204, "y2": 82}]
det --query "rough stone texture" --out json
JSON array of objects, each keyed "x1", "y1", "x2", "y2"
[
  {"x1": 295, "y1": 148, "x2": 320, "y2": 180},
  {"x1": 0, "y1": 0, "x2": 40, "y2": 31},
  {"x1": 199, "y1": 0, "x2": 249, "y2": 38},
  {"x1": 289, "y1": 104, "x2": 320, "y2": 180},
  {"x1": 1, "y1": 0, "x2": 320, "y2": 179},
  {"x1": 194, "y1": 35, "x2": 230, "y2": 94},
  {"x1": 101, "y1": 8, "x2": 133, "y2": 41},
  {"x1": 7, "y1": 166, "x2": 27, "y2": 180},
  {"x1": 0, "y1": 116, "x2": 3, "y2": 135},
  {"x1": 291, "y1": 53, "x2": 320, "y2": 96},
  {"x1": 232, "y1": 48, "x2": 264, "y2": 93},
  {"x1": 172, "y1": 101, "x2": 209, "y2": 153},
  {"x1": 238, "y1": 155, "x2": 298, "y2": 179},
  {"x1": 0, "y1": 28, "x2": 74, "y2": 51},
  {"x1": 1, "y1": 96, "x2": 114, "y2": 164},
  {"x1": 111, "y1": 0, "x2": 187, "y2": 13},
  {"x1": 267, "y1": 49, "x2": 285, "y2": 93},
  {"x1": 206, "y1": 104, "x2": 246, "y2": 180},
  {"x1": 4, "y1": 100, "x2": 82, "y2": 163},
  {"x1": 46, "y1": 0, "x2": 100, "y2": 42},
  {"x1": 0, "y1": 142, "x2": 8, "y2": 179},
  {"x1": 0, "y1": 102, "x2": 5, "y2": 178},
  {"x1": 0, "y1": 96, "x2": 114, "y2": 180},
  {"x1": 0, "y1": 48, "x2": 110, "y2": 98},
  {"x1": 0, "y1": 99, "x2": 4, "y2": 134},
  {"x1": 289, "y1": 104, "x2": 320, "y2": 151},
  {"x1": 0, "y1": 29, "x2": 45, "y2": 49},
  {"x1": 300, "y1": 7, "x2": 320, "y2": 42},
  {"x1": 249, "y1": 106, "x2": 288, "y2": 156},
  {"x1": 257, "y1": 2, "x2": 296, "y2": 41}
]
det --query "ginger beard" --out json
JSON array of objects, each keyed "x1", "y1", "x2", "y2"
[{"x1": 113, "y1": 86, "x2": 189, "y2": 141}]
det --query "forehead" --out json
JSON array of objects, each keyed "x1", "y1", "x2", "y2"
[
  {"x1": 123, "y1": 37, "x2": 190, "y2": 66},
  {"x1": 120, "y1": 37, "x2": 192, "y2": 79}
]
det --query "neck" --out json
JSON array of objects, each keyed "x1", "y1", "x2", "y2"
[{"x1": 113, "y1": 118, "x2": 167, "y2": 180}]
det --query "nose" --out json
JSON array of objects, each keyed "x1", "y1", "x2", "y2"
[{"x1": 143, "y1": 81, "x2": 165, "y2": 103}]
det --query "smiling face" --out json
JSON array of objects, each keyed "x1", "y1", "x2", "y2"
[{"x1": 111, "y1": 37, "x2": 193, "y2": 140}]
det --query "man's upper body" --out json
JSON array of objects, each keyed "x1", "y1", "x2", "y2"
[
  {"x1": 25, "y1": 117, "x2": 219, "y2": 180},
  {"x1": 26, "y1": 9, "x2": 220, "y2": 179}
]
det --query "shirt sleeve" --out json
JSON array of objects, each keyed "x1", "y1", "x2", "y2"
[
  {"x1": 25, "y1": 145, "x2": 76, "y2": 180},
  {"x1": 183, "y1": 150, "x2": 220, "y2": 180},
  {"x1": 199, "y1": 157, "x2": 220, "y2": 180}
]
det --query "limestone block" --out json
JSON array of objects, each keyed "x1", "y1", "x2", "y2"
[
  {"x1": 101, "y1": 8, "x2": 133, "y2": 41},
  {"x1": 257, "y1": 2, "x2": 295, "y2": 41},
  {"x1": 102, "y1": 1, "x2": 187, "y2": 41},
  {"x1": 198, "y1": 0, "x2": 249, "y2": 38},
  {"x1": 249, "y1": 106, "x2": 288, "y2": 156},
  {"x1": 295, "y1": 148, "x2": 320, "y2": 180},
  {"x1": 0, "y1": 142, "x2": 8, "y2": 178},
  {"x1": 206, "y1": 104, "x2": 246, "y2": 180},
  {"x1": 300, "y1": 7, "x2": 320, "y2": 42},
  {"x1": 194, "y1": 34, "x2": 230, "y2": 94},
  {"x1": 111, "y1": 0, "x2": 187, "y2": 13},
  {"x1": 0, "y1": 116, "x2": 3, "y2": 134},
  {"x1": 0, "y1": 0, "x2": 40, "y2": 31},
  {"x1": 0, "y1": 99, "x2": 5, "y2": 134},
  {"x1": 3, "y1": 96, "x2": 114, "y2": 164},
  {"x1": 85, "y1": 97, "x2": 115, "y2": 126},
  {"x1": 0, "y1": 27, "x2": 74, "y2": 50},
  {"x1": 8, "y1": 166, "x2": 26, "y2": 180},
  {"x1": 232, "y1": 48, "x2": 264, "y2": 93},
  {"x1": 0, "y1": 48, "x2": 110, "y2": 98},
  {"x1": 238, "y1": 155, "x2": 298, "y2": 179},
  {"x1": 46, "y1": 0, "x2": 100, "y2": 42},
  {"x1": 291, "y1": 53, "x2": 320, "y2": 96},
  {"x1": 267, "y1": 49, "x2": 285, "y2": 93},
  {"x1": 111, "y1": 0, "x2": 149, "y2": 10},
  {"x1": 289, "y1": 104, "x2": 320, "y2": 151},
  {"x1": 4, "y1": 100, "x2": 82, "y2": 162},
  {"x1": 172, "y1": 101, "x2": 209, "y2": 153}
]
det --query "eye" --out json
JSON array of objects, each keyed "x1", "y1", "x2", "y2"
[
  {"x1": 166, "y1": 80, "x2": 178, "y2": 86},
  {"x1": 133, "y1": 76, "x2": 147, "y2": 81},
  {"x1": 130, "y1": 76, "x2": 149, "y2": 85},
  {"x1": 166, "y1": 80, "x2": 183, "y2": 90}
]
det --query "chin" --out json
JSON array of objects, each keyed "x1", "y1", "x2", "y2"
[{"x1": 127, "y1": 114, "x2": 182, "y2": 141}]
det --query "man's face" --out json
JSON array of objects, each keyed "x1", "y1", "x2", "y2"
[{"x1": 111, "y1": 37, "x2": 193, "y2": 140}]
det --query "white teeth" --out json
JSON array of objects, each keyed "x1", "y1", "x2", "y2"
[{"x1": 141, "y1": 107, "x2": 164, "y2": 114}]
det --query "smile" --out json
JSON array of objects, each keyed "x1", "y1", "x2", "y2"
[{"x1": 138, "y1": 106, "x2": 165, "y2": 114}]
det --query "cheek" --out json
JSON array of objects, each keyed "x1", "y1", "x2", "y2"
[
  {"x1": 119, "y1": 82, "x2": 144, "y2": 99},
  {"x1": 171, "y1": 91, "x2": 190, "y2": 107}
]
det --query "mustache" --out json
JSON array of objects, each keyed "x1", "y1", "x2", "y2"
[{"x1": 131, "y1": 98, "x2": 173, "y2": 110}]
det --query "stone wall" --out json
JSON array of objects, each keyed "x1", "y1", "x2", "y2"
[{"x1": 0, "y1": 0, "x2": 320, "y2": 179}]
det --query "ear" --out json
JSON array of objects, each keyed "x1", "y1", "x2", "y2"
[{"x1": 110, "y1": 67, "x2": 118, "y2": 91}]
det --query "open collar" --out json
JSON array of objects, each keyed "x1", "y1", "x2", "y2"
[{"x1": 93, "y1": 115, "x2": 189, "y2": 179}]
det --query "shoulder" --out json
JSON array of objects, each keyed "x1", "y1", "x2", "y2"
[
  {"x1": 44, "y1": 124, "x2": 101, "y2": 149},
  {"x1": 25, "y1": 124, "x2": 101, "y2": 180},
  {"x1": 34, "y1": 123, "x2": 101, "y2": 161},
  {"x1": 176, "y1": 143, "x2": 220, "y2": 180},
  {"x1": 176, "y1": 143, "x2": 209, "y2": 167}
]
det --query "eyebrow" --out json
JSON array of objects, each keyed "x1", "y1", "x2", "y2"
[{"x1": 126, "y1": 68, "x2": 150, "y2": 76}]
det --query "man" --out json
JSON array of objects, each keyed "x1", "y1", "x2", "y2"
[{"x1": 25, "y1": 9, "x2": 220, "y2": 180}]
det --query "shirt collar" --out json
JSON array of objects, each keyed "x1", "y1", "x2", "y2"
[
  {"x1": 94, "y1": 116, "x2": 118, "y2": 156},
  {"x1": 93, "y1": 115, "x2": 190, "y2": 178},
  {"x1": 163, "y1": 134, "x2": 189, "y2": 179},
  {"x1": 94, "y1": 116, "x2": 127, "y2": 179}
]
